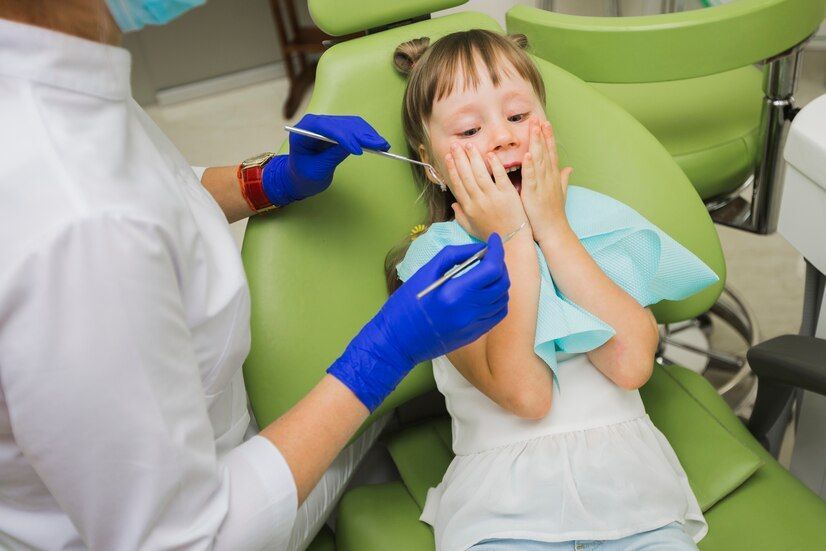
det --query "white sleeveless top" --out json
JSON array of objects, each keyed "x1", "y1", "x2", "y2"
[{"x1": 420, "y1": 354, "x2": 708, "y2": 551}]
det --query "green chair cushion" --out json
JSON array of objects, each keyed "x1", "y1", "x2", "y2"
[
  {"x1": 590, "y1": 66, "x2": 763, "y2": 200},
  {"x1": 385, "y1": 418, "x2": 454, "y2": 511},
  {"x1": 505, "y1": 1, "x2": 826, "y2": 83},
  {"x1": 337, "y1": 482, "x2": 435, "y2": 551},
  {"x1": 637, "y1": 365, "x2": 763, "y2": 511},
  {"x1": 700, "y1": 459, "x2": 826, "y2": 549},
  {"x1": 661, "y1": 365, "x2": 826, "y2": 549},
  {"x1": 336, "y1": 365, "x2": 826, "y2": 550},
  {"x1": 306, "y1": 525, "x2": 336, "y2": 551}
]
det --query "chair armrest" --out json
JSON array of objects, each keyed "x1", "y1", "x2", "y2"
[
  {"x1": 506, "y1": 1, "x2": 825, "y2": 83},
  {"x1": 747, "y1": 334, "x2": 826, "y2": 396}
]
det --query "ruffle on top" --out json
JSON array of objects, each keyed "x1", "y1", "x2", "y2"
[{"x1": 396, "y1": 186, "x2": 719, "y2": 377}]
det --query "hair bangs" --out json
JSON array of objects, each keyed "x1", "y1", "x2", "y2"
[{"x1": 431, "y1": 38, "x2": 532, "y2": 103}]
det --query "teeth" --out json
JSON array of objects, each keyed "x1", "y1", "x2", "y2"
[{"x1": 506, "y1": 166, "x2": 521, "y2": 173}]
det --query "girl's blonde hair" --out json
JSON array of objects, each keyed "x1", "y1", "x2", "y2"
[{"x1": 385, "y1": 29, "x2": 546, "y2": 293}]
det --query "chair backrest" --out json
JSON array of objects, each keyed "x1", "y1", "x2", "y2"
[
  {"x1": 241, "y1": 6, "x2": 726, "y2": 430},
  {"x1": 507, "y1": 0, "x2": 825, "y2": 83}
]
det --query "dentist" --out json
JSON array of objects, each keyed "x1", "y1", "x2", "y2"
[{"x1": 0, "y1": 1, "x2": 510, "y2": 549}]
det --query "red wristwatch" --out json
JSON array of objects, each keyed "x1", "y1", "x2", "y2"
[{"x1": 237, "y1": 152, "x2": 279, "y2": 214}]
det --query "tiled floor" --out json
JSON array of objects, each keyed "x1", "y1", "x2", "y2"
[{"x1": 145, "y1": 49, "x2": 825, "y2": 465}]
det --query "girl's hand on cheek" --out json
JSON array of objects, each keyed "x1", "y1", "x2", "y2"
[
  {"x1": 520, "y1": 120, "x2": 574, "y2": 245},
  {"x1": 445, "y1": 142, "x2": 528, "y2": 241}
]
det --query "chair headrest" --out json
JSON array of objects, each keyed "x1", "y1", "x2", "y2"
[{"x1": 309, "y1": 0, "x2": 467, "y2": 36}]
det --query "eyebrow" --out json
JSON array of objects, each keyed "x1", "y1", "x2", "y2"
[
  {"x1": 450, "y1": 95, "x2": 531, "y2": 121},
  {"x1": 451, "y1": 89, "x2": 532, "y2": 113},
  {"x1": 450, "y1": 104, "x2": 481, "y2": 118},
  {"x1": 500, "y1": 90, "x2": 533, "y2": 103}
]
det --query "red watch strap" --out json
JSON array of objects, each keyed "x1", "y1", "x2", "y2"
[{"x1": 237, "y1": 164, "x2": 275, "y2": 213}]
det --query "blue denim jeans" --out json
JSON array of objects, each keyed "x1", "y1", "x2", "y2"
[{"x1": 469, "y1": 522, "x2": 698, "y2": 550}]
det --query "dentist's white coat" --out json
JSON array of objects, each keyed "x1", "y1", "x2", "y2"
[{"x1": 0, "y1": 18, "x2": 298, "y2": 550}]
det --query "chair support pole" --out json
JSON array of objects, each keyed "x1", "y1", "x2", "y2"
[
  {"x1": 752, "y1": 45, "x2": 804, "y2": 234},
  {"x1": 717, "y1": 41, "x2": 807, "y2": 234}
]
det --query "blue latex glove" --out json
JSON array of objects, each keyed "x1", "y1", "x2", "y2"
[
  {"x1": 262, "y1": 114, "x2": 390, "y2": 207},
  {"x1": 328, "y1": 234, "x2": 510, "y2": 411}
]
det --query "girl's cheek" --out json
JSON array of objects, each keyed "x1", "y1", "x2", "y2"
[
  {"x1": 472, "y1": 134, "x2": 488, "y2": 148},
  {"x1": 431, "y1": 137, "x2": 452, "y2": 162},
  {"x1": 517, "y1": 127, "x2": 532, "y2": 149}
]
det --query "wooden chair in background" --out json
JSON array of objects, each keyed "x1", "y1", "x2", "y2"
[{"x1": 269, "y1": 0, "x2": 363, "y2": 118}]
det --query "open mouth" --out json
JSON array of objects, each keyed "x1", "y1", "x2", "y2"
[{"x1": 504, "y1": 164, "x2": 523, "y2": 193}]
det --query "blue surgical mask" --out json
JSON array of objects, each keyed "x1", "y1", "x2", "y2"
[{"x1": 106, "y1": 0, "x2": 206, "y2": 33}]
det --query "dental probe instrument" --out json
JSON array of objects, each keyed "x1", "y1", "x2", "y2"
[
  {"x1": 416, "y1": 221, "x2": 528, "y2": 300},
  {"x1": 283, "y1": 125, "x2": 445, "y2": 187}
]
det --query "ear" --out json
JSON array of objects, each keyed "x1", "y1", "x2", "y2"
[{"x1": 418, "y1": 144, "x2": 441, "y2": 185}]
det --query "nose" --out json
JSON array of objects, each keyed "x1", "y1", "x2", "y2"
[{"x1": 489, "y1": 120, "x2": 519, "y2": 153}]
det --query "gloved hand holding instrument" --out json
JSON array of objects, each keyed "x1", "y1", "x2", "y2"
[
  {"x1": 328, "y1": 233, "x2": 510, "y2": 411},
  {"x1": 263, "y1": 114, "x2": 392, "y2": 207}
]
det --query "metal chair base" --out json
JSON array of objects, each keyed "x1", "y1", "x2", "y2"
[{"x1": 657, "y1": 285, "x2": 760, "y2": 416}]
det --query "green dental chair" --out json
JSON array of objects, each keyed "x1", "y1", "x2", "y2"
[
  {"x1": 507, "y1": 0, "x2": 826, "y2": 412},
  {"x1": 240, "y1": 1, "x2": 826, "y2": 549}
]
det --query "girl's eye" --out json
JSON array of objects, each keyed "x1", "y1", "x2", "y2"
[
  {"x1": 508, "y1": 112, "x2": 530, "y2": 123},
  {"x1": 460, "y1": 128, "x2": 479, "y2": 137}
]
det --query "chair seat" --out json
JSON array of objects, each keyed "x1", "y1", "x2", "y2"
[
  {"x1": 335, "y1": 364, "x2": 826, "y2": 550},
  {"x1": 589, "y1": 66, "x2": 763, "y2": 200}
]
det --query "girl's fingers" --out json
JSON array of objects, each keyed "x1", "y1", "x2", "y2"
[
  {"x1": 542, "y1": 121, "x2": 560, "y2": 174},
  {"x1": 487, "y1": 153, "x2": 511, "y2": 192},
  {"x1": 529, "y1": 121, "x2": 545, "y2": 180},
  {"x1": 466, "y1": 143, "x2": 496, "y2": 194},
  {"x1": 452, "y1": 143, "x2": 482, "y2": 198},
  {"x1": 445, "y1": 153, "x2": 469, "y2": 204},
  {"x1": 521, "y1": 151, "x2": 536, "y2": 190}
]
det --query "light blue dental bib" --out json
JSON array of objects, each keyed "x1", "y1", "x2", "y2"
[{"x1": 396, "y1": 186, "x2": 719, "y2": 378}]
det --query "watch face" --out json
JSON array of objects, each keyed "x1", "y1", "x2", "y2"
[{"x1": 245, "y1": 153, "x2": 274, "y2": 167}]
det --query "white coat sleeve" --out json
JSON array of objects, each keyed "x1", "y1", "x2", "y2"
[{"x1": 0, "y1": 213, "x2": 296, "y2": 550}]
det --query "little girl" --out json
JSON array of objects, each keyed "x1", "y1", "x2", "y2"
[{"x1": 386, "y1": 30, "x2": 720, "y2": 551}]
